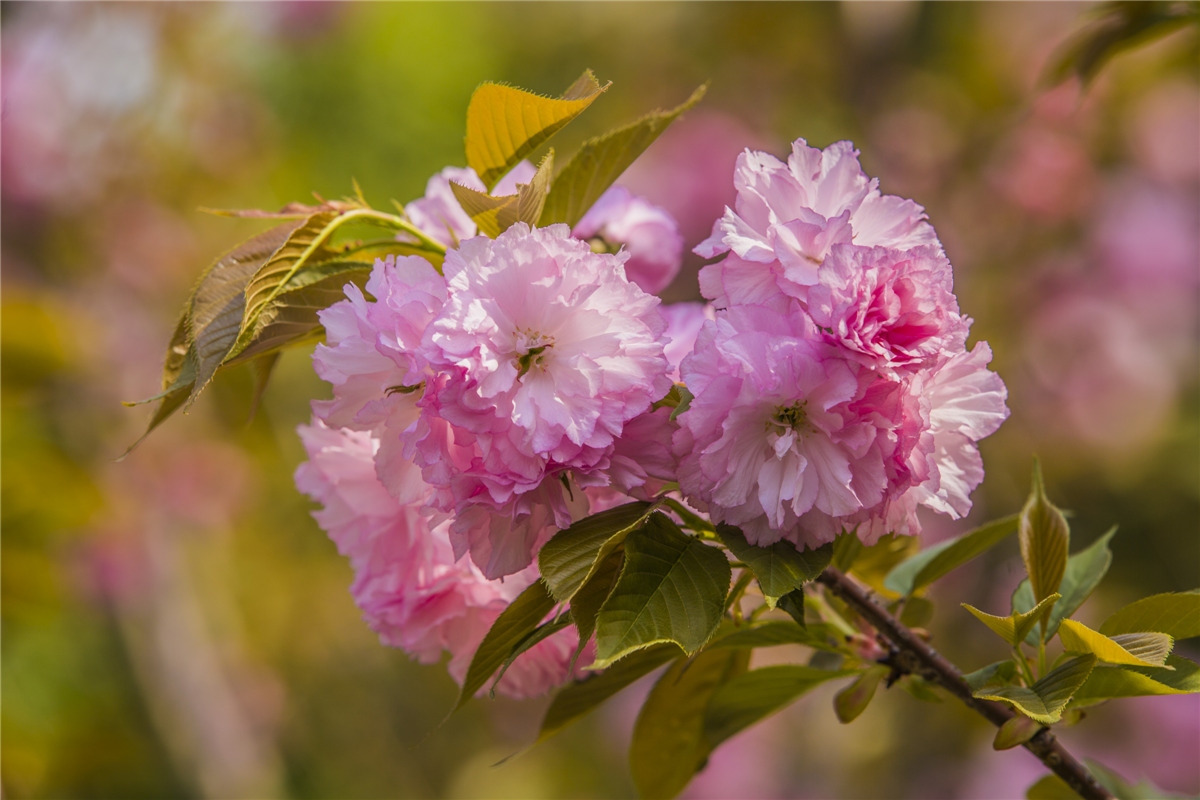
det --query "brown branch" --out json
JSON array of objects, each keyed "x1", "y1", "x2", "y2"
[{"x1": 816, "y1": 566, "x2": 1114, "y2": 800}]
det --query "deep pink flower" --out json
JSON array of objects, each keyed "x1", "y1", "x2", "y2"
[
  {"x1": 696, "y1": 139, "x2": 938, "y2": 309},
  {"x1": 573, "y1": 186, "x2": 684, "y2": 295},
  {"x1": 294, "y1": 420, "x2": 583, "y2": 698},
  {"x1": 806, "y1": 243, "x2": 969, "y2": 372}
]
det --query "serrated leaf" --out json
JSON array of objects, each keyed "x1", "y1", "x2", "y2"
[
  {"x1": 592, "y1": 513, "x2": 731, "y2": 668},
  {"x1": 1058, "y1": 619, "x2": 1173, "y2": 668},
  {"x1": 490, "y1": 612, "x2": 574, "y2": 695},
  {"x1": 716, "y1": 525, "x2": 832, "y2": 602},
  {"x1": 449, "y1": 180, "x2": 514, "y2": 239},
  {"x1": 1019, "y1": 461, "x2": 1070, "y2": 606},
  {"x1": 705, "y1": 664, "x2": 853, "y2": 748},
  {"x1": 963, "y1": 660, "x2": 1019, "y2": 693},
  {"x1": 186, "y1": 219, "x2": 307, "y2": 406},
  {"x1": 962, "y1": 593, "x2": 1060, "y2": 648},
  {"x1": 974, "y1": 655, "x2": 1097, "y2": 725},
  {"x1": 539, "y1": 84, "x2": 707, "y2": 228},
  {"x1": 538, "y1": 501, "x2": 654, "y2": 603},
  {"x1": 228, "y1": 262, "x2": 372, "y2": 365},
  {"x1": 706, "y1": 620, "x2": 840, "y2": 653},
  {"x1": 568, "y1": 549, "x2": 624, "y2": 647},
  {"x1": 233, "y1": 208, "x2": 369, "y2": 363},
  {"x1": 465, "y1": 71, "x2": 607, "y2": 191},
  {"x1": 1014, "y1": 528, "x2": 1117, "y2": 644},
  {"x1": 834, "y1": 666, "x2": 888, "y2": 724},
  {"x1": 1070, "y1": 654, "x2": 1200, "y2": 707},
  {"x1": 1110, "y1": 633, "x2": 1175, "y2": 667},
  {"x1": 1100, "y1": 590, "x2": 1200, "y2": 640},
  {"x1": 776, "y1": 589, "x2": 807, "y2": 628},
  {"x1": 884, "y1": 514, "x2": 1019, "y2": 597},
  {"x1": 456, "y1": 580, "x2": 556, "y2": 709},
  {"x1": 662, "y1": 496, "x2": 713, "y2": 534},
  {"x1": 538, "y1": 644, "x2": 679, "y2": 744},
  {"x1": 448, "y1": 150, "x2": 556, "y2": 237},
  {"x1": 630, "y1": 647, "x2": 746, "y2": 800}
]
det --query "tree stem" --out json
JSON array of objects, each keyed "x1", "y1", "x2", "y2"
[{"x1": 815, "y1": 567, "x2": 1114, "y2": 800}]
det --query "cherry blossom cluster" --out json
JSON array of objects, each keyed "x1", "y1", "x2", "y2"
[
  {"x1": 684, "y1": 140, "x2": 1009, "y2": 548},
  {"x1": 295, "y1": 140, "x2": 1008, "y2": 696}
]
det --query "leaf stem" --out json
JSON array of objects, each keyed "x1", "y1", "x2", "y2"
[
  {"x1": 815, "y1": 567, "x2": 1113, "y2": 800},
  {"x1": 350, "y1": 208, "x2": 448, "y2": 256}
]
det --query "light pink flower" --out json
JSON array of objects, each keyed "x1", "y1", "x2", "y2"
[
  {"x1": 416, "y1": 223, "x2": 672, "y2": 576},
  {"x1": 675, "y1": 304, "x2": 901, "y2": 549},
  {"x1": 573, "y1": 186, "x2": 684, "y2": 295},
  {"x1": 661, "y1": 301, "x2": 717, "y2": 381},
  {"x1": 696, "y1": 139, "x2": 938, "y2": 309},
  {"x1": 806, "y1": 243, "x2": 969, "y2": 372},
  {"x1": 294, "y1": 420, "x2": 582, "y2": 699}
]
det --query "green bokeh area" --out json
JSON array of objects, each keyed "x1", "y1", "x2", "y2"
[{"x1": 3, "y1": 3, "x2": 1197, "y2": 798}]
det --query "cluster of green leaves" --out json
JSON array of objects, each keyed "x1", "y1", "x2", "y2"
[
  {"x1": 128, "y1": 71, "x2": 705, "y2": 453},
  {"x1": 940, "y1": 463, "x2": 1200, "y2": 758},
  {"x1": 455, "y1": 463, "x2": 1198, "y2": 799}
]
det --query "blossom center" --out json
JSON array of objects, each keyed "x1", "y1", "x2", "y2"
[
  {"x1": 771, "y1": 400, "x2": 812, "y2": 433},
  {"x1": 514, "y1": 329, "x2": 555, "y2": 377}
]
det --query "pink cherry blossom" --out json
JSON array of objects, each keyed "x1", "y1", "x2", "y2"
[
  {"x1": 573, "y1": 186, "x2": 684, "y2": 295},
  {"x1": 675, "y1": 304, "x2": 902, "y2": 549},
  {"x1": 806, "y1": 243, "x2": 969, "y2": 372},
  {"x1": 294, "y1": 420, "x2": 583, "y2": 698},
  {"x1": 415, "y1": 223, "x2": 672, "y2": 576},
  {"x1": 696, "y1": 139, "x2": 938, "y2": 310}
]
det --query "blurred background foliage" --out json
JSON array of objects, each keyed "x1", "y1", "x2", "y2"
[{"x1": 2, "y1": 2, "x2": 1197, "y2": 798}]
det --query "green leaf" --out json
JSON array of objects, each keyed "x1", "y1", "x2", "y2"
[
  {"x1": 704, "y1": 664, "x2": 853, "y2": 748},
  {"x1": 1070, "y1": 654, "x2": 1200, "y2": 707},
  {"x1": 706, "y1": 620, "x2": 841, "y2": 653},
  {"x1": 962, "y1": 593, "x2": 1061, "y2": 648},
  {"x1": 963, "y1": 660, "x2": 1018, "y2": 693},
  {"x1": 1058, "y1": 619, "x2": 1173, "y2": 668},
  {"x1": 1026, "y1": 773, "x2": 1080, "y2": 800},
  {"x1": 539, "y1": 84, "x2": 707, "y2": 228},
  {"x1": 456, "y1": 580, "x2": 557, "y2": 709},
  {"x1": 186, "y1": 219, "x2": 308, "y2": 406},
  {"x1": 233, "y1": 208, "x2": 376, "y2": 363},
  {"x1": 831, "y1": 531, "x2": 862, "y2": 572},
  {"x1": 1042, "y1": 1, "x2": 1200, "y2": 88},
  {"x1": 592, "y1": 514, "x2": 731, "y2": 668},
  {"x1": 538, "y1": 644, "x2": 679, "y2": 744},
  {"x1": 833, "y1": 666, "x2": 889, "y2": 724},
  {"x1": 465, "y1": 71, "x2": 608, "y2": 191},
  {"x1": 120, "y1": 308, "x2": 196, "y2": 457},
  {"x1": 974, "y1": 655, "x2": 1097, "y2": 725},
  {"x1": 716, "y1": 525, "x2": 832, "y2": 603},
  {"x1": 630, "y1": 648, "x2": 746, "y2": 800},
  {"x1": 225, "y1": 263, "x2": 371, "y2": 365},
  {"x1": 1014, "y1": 528, "x2": 1117, "y2": 644},
  {"x1": 568, "y1": 549, "x2": 625, "y2": 648},
  {"x1": 1100, "y1": 590, "x2": 1200, "y2": 640},
  {"x1": 1019, "y1": 461, "x2": 1070, "y2": 606},
  {"x1": 993, "y1": 714, "x2": 1042, "y2": 750},
  {"x1": 538, "y1": 501, "x2": 654, "y2": 603},
  {"x1": 776, "y1": 589, "x2": 807, "y2": 628},
  {"x1": 490, "y1": 613, "x2": 574, "y2": 694},
  {"x1": 662, "y1": 496, "x2": 713, "y2": 534},
  {"x1": 884, "y1": 514, "x2": 1019, "y2": 596},
  {"x1": 449, "y1": 150, "x2": 555, "y2": 237}
]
